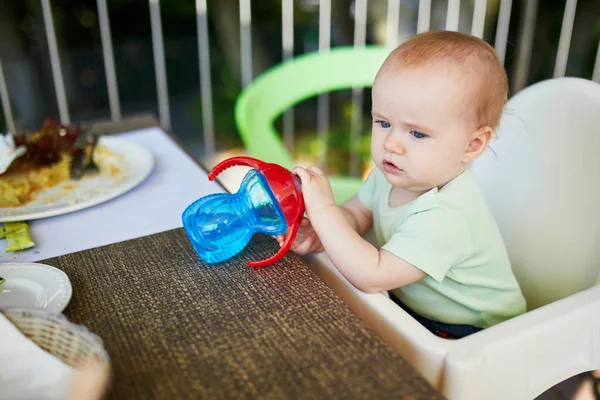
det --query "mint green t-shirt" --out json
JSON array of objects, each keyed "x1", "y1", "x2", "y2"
[{"x1": 357, "y1": 168, "x2": 526, "y2": 328}]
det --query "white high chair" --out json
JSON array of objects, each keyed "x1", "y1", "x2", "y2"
[{"x1": 305, "y1": 77, "x2": 600, "y2": 400}]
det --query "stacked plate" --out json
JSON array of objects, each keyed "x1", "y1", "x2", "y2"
[{"x1": 0, "y1": 263, "x2": 72, "y2": 312}]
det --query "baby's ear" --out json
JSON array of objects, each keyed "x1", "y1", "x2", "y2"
[{"x1": 463, "y1": 126, "x2": 493, "y2": 163}]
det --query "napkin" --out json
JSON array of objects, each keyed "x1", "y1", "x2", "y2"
[
  {"x1": 0, "y1": 313, "x2": 75, "y2": 400},
  {"x1": 0, "y1": 133, "x2": 26, "y2": 175}
]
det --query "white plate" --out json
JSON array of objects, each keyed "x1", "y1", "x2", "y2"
[
  {"x1": 0, "y1": 137, "x2": 154, "y2": 222},
  {"x1": 0, "y1": 263, "x2": 72, "y2": 312}
]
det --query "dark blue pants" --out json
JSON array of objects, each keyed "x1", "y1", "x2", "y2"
[{"x1": 389, "y1": 292, "x2": 483, "y2": 339}]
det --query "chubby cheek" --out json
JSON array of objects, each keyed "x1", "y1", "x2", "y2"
[
  {"x1": 416, "y1": 147, "x2": 460, "y2": 180},
  {"x1": 437, "y1": 142, "x2": 465, "y2": 166},
  {"x1": 370, "y1": 135, "x2": 384, "y2": 164}
]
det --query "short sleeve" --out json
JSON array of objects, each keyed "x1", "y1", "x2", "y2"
[
  {"x1": 357, "y1": 169, "x2": 378, "y2": 211},
  {"x1": 382, "y1": 207, "x2": 472, "y2": 283}
]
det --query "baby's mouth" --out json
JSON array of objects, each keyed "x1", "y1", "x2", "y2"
[{"x1": 383, "y1": 160, "x2": 403, "y2": 174}]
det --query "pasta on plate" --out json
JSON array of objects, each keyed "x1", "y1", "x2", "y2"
[{"x1": 0, "y1": 119, "x2": 110, "y2": 208}]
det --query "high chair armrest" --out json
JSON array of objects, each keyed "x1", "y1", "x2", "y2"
[
  {"x1": 304, "y1": 252, "x2": 460, "y2": 386},
  {"x1": 443, "y1": 284, "x2": 600, "y2": 400}
]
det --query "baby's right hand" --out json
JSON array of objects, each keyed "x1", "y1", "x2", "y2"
[{"x1": 276, "y1": 217, "x2": 323, "y2": 255}]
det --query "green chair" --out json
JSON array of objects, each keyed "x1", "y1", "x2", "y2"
[{"x1": 235, "y1": 46, "x2": 391, "y2": 204}]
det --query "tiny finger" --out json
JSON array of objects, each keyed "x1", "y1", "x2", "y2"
[
  {"x1": 299, "y1": 218, "x2": 311, "y2": 228},
  {"x1": 294, "y1": 237, "x2": 315, "y2": 255},
  {"x1": 292, "y1": 167, "x2": 310, "y2": 182},
  {"x1": 308, "y1": 165, "x2": 324, "y2": 174}
]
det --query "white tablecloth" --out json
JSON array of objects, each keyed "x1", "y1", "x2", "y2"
[{"x1": 0, "y1": 127, "x2": 225, "y2": 262}]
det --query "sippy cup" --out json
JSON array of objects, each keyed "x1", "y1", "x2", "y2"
[{"x1": 182, "y1": 156, "x2": 304, "y2": 267}]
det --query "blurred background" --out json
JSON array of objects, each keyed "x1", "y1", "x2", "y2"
[{"x1": 0, "y1": 0, "x2": 599, "y2": 176}]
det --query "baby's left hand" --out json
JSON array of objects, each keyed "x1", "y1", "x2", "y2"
[{"x1": 292, "y1": 166, "x2": 335, "y2": 214}]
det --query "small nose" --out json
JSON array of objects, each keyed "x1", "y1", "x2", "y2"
[{"x1": 384, "y1": 134, "x2": 405, "y2": 155}]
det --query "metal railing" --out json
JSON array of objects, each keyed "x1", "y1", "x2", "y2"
[{"x1": 0, "y1": 0, "x2": 599, "y2": 171}]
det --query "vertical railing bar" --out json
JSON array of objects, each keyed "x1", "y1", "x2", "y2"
[
  {"x1": 240, "y1": 0, "x2": 253, "y2": 88},
  {"x1": 592, "y1": 40, "x2": 600, "y2": 83},
  {"x1": 318, "y1": 0, "x2": 331, "y2": 53},
  {"x1": 97, "y1": 0, "x2": 121, "y2": 122},
  {"x1": 0, "y1": 60, "x2": 16, "y2": 134},
  {"x1": 41, "y1": 0, "x2": 69, "y2": 124},
  {"x1": 512, "y1": 0, "x2": 538, "y2": 93},
  {"x1": 350, "y1": 0, "x2": 367, "y2": 177},
  {"x1": 353, "y1": 0, "x2": 367, "y2": 47},
  {"x1": 553, "y1": 0, "x2": 577, "y2": 78},
  {"x1": 445, "y1": 0, "x2": 461, "y2": 31},
  {"x1": 196, "y1": 0, "x2": 215, "y2": 161},
  {"x1": 282, "y1": 0, "x2": 294, "y2": 61},
  {"x1": 350, "y1": 88, "x2": 364, "y2": 177},
  {"x1": 417, "y1": 0, "x2": 431, "y2": 33},
  {"x1": 471, "y1": 0, "x2": 487, "y2": 38},
  {"x1": 494, "y1": 0, "x2": 513, "y2": 65},
  {"x1": 317, "y1": 0, "x2": 331, "y2": 167},
  {"x1": 149, "y1": 0, "x2": 171, "y2": 128},
  {"x1": 316, "y1": 97, "x2": 330, "y2": 167},
  {"x1": 386, "y1": 0, "x2": 400, "y2": 49},
  {"x1": 282, "y1": 0, "x2": 295, "y2": 151}
]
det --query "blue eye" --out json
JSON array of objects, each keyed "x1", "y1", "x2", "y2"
[
  {"x1": 411, "y1": 130, "x2": 427, "y2": 139},
  {"x1": 376, "y1": 120, "x2": 391, "y2": 129}
]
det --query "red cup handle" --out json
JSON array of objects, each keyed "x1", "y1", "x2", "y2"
[
  {"x1": 248, "y1": 222, "x2": 299, "y2": 268},
  {"x1": 208, "y1": 156, "x2": 266, "y2": 181}
]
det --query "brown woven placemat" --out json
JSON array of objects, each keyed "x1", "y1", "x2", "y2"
[{"x1": 43, "y1": 229, "x2": 443, "y2": 400}]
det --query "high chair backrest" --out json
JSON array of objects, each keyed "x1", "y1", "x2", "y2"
[
  {"x1": 235, "y1": 46, "x2": 391, "y2": 204},
  {"x1": 472, "y1": 77, "x2": 600, "y2": 310}
]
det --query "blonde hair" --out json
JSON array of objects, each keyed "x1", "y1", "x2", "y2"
[{"x1": 383, "y1": 30, "x2": 508, "y2": 129}]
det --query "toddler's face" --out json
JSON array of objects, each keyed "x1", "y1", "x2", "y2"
[{"x1": 371, "y1": 63, "x2": 477, "y2": 193}]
